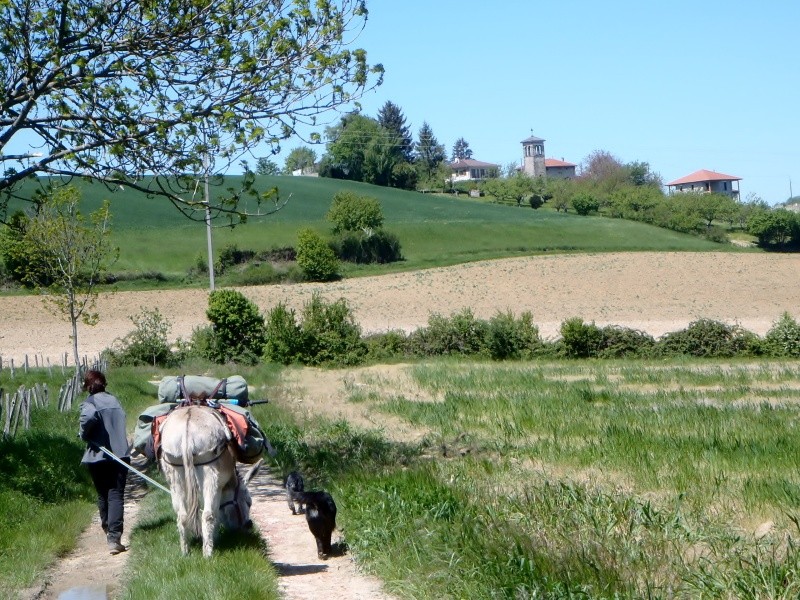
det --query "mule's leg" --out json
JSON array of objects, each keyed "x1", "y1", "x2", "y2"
[
  {"x1": 199, "y1": 468, "x2": 222, "y2": 558},
  {"x1": 162, "y1": 463, "x2": 193, "y2": 556}
]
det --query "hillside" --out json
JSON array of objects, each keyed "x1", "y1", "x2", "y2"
[{"x1": 6, "y1": 176, "x2": 736, "y2": 283}]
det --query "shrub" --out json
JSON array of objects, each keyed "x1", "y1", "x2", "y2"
[
  {"x1": 571, "y1": 193, "x2": 600, "y2": 216},
  {"x1": 299, "y1": 293, "x2": 366, "y2": 366},
  {"x1": 332, "y1": 229, "x2": 403, "y2": 264},
  {"x1": 656, "y1": 319, "x2": 759, "y2": 358},
  {"x1": 263, "y1": 302, "x2": 304, "y2": 364},
  {"x1": 704, "y1": 225, "x2": 729, "y2": 244},
  {"x1": 485, "y1": 311, "x2": 547, "y2": 360},
  {"x1": 107, "y1": 307, "x2": 177, "y2": 366},
  {"x1": 763, "y1": 312, "x2": 800, "y2": 357},
  {"x1": 597, "y1": 325, "x2": 656, "y2": 358},
  {"x1": 409, "y1": 309, "x2": 488, "y2": 357},
  {"x1": 559, "y1": 317, "x2": 604, "y2": 358},
  {"x1": 205, "y1": 289, "x2": 266, "y2": 364},
  {"x1": 215, "y1": 243, "x2": 255, "y2": 275},
  {"x1": 296, "y1": 228, "x2": 339, "y2": 281},
  {"x1": 326, "y1": 191, "x2": 384, "y2": 235},
  {"x1": 364, "y1": 330, "x2": 411, "y2": 361}
]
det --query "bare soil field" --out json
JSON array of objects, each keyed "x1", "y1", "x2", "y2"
[{"x1": 1, "y1": 251, "x2": 799, "y2": 365}]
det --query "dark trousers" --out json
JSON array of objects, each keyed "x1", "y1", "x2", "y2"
[{"x1": 87, "y1": 458, "x2": 129, "y2": 543}]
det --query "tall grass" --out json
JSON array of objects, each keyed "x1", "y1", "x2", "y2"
[{"x1": 266, "y1": 357, "x2": 800, "y2": 599}]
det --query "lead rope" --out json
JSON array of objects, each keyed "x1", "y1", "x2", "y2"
[{"x1": 98, "y1": 445, "x2": 171, "y2": 494}]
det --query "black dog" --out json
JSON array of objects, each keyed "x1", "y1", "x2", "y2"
[
  {"x1": 285, "y1": 471, "x2": 305, "y2": 515},
  {"x1": 297, "y1": 490, "x2": 337, "y2": 559}
]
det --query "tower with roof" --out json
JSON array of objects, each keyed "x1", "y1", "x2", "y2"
[{"x1": 521, "y1": 135, "x2": 546, "y2": 177}]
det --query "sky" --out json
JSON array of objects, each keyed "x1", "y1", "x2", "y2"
[{"x1": 273, "y1": 0, "x2": 800, "y2": 205}]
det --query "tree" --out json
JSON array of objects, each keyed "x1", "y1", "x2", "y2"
[
  {"x1": 255, "y1": 158, "x2": 280, "y2": 176},
  {"x1": 377, "y1": 101, "x2": 413, "y2": 162},
  {"x1": 693, "y1": 193, "x2": 738, "y2": 228},
  {"x1": 414, "y1": 122, "x2": 446, "y2": 180},
  {"x1": 282, "y1": 147, "x2": 318, "y2": 175},
  {"x1": 1, "y1": 0, "x2": 383, "y2": 222},
  {"x1": 20, "y1": 186, "x2": 118, "y2": 370},
  {"x1": 627, "y1": 161, "x2": 663, "y2": 188},
  {"x1": 451, "y1": 138, "x2": 473, "y2": 161},
  {"x1": 320, "y1": 113, "x2": 382, "y2": 181},
  {"x1": 747, "y1": 208, "x2": 799, "y2": 247}
]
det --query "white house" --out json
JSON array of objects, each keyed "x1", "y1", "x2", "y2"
[
  {"x1": 666, "y1": 169, "x2": 741, "y2": 199},
  {"x1": 448, "y1": 158, "x2": 500, "y2": 182}
]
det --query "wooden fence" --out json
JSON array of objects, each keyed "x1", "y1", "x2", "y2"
[
  {"x1": 0, "y1": 356, "x2": 108, "y2": 438},
  {"x1": 0, "y1": 353, "x2": 101, "y2": 378},
  {"x1": 1, "y1": 384, "x2": 48, "y2": 437}
]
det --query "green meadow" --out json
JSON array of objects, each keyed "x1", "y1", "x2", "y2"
[
  {"x1": 4, "y1": 358, "x2": 800, "y2": 598},
  {"x1": 8, "y1": 176, "x2": 733, "y2": 286}
]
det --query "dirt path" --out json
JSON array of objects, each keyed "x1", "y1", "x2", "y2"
[
  {"x1": 248, "y1": 468, "x2": 397, "y2": 600},
  {"x1": 23, "y1": 366, "x2": 406, "y2": 600},
  {"x1": 25, "y1": 458, "x2": 148, "y2": 600},
  {"x1": 2, "y1": 252, "x2": 799, "y2": 366}
]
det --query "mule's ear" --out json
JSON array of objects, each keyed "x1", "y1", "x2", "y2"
[{"x1": 244, "y1": 459, "x2": 263, "y2": 484}]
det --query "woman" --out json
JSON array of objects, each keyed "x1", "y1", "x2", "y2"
[{"x1": 78, "y1": 370, "x2": 130, "y2": 555}]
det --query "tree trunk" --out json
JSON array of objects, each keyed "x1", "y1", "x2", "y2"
[{"x1": 69, "y1": 292, "x2": 80, "y2": 374}]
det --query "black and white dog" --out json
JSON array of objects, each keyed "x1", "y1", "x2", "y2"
[
  {"x1": 285, "y1": 470, "x2": 305, "y2": 515},
  {"x1": 297, "y1": 490, "x2": 337, "y2": 559}
]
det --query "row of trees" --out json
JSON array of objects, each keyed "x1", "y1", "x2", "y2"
[
  {"x1": 267, "y1": 101, "x2": 466, "y2": 191},
  {"x1": 473, "y1": 150, "x2": 800, "y2": 249}
]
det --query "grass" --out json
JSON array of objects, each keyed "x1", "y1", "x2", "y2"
[
  {"x1": 7, "y1": 357, "x2": 800, "y2": 597},
  {"x1": 123, "y1": 492, "x2": 280, "y2": 600},
  {"x1": 265, "y1": 357, "x2": 800, "y2": 599},
  {"x1": 6, "y1": 176, "x2": 734, "y2": 288}
]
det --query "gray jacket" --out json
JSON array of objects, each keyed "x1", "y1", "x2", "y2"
[{"x1": 79, "y1": 391, "x2": 130, "y2": 464}]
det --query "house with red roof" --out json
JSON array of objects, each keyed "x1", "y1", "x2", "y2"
[
  {"x1": 448, "y1": 157, "x2": 500, "y2": 183},
  {"x1": 544, "y1": 158, "x2": 577, "y2": 179},
  {"x1": 666, "y1": 169, "x2": 741, "y2": 199}
]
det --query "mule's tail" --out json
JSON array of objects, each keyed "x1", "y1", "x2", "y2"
[{"x1": 181, "y1": 415, "x2": 200, "y2": 537}]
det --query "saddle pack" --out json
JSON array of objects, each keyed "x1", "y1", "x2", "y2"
[{"x1": 134, "y1": 398, "x2": 267, "y2": 465}]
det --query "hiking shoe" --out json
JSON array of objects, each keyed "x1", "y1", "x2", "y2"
[{"x1": 108, "y1": 541, "x2": 127, "y2": 555}]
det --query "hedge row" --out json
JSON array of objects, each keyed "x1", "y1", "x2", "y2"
[{"x1": 107, "y1": 291, "x2": 800, "y2": 368}]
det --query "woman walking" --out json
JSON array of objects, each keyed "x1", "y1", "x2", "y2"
[{"x1": 79, "y1": 370, "x2": 130, "y2": 555}]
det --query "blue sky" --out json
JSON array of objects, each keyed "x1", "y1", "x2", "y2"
[{"x1": 276, "y1": 1, "x2": 799, "y2": 205}]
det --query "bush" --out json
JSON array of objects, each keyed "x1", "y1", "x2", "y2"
[
  {"x1": 703, "y1": 225, "x2": 729, "y2": 244},
  {"x1": 332, "y1": 229, "x2": 403, "y2": 264},
  {"x1": 571, "y1": 193, "x2": 600, "y2": 216},
  {"x1": 263, "y1": 302, "x2": 304, "y2": 364},
  {"x1": 299, "y1": 293, "x2": 366, "y2": 366},
  {"x1": 205, "y1": 289, "x2": 266, "y2": 364},
  {"x1": 763, "y1": 312, "x2": 800, "y2": 357},
  {"x1": 296, "y1": 228, "x2": 339, "y2": 281},
  {"x1": 364, "y1": 330, "x2": 411, "y2": 361},
  {"x1": 409, "y1": 309, "x2": 488, "y2": 357},
  {"x1": 107, "y1": 307, "x2": 178, "y2": 366},
  {"x1": 656, "y1": 319, "x2": 759, "y2": 358},
  {"x1": 215, "y1": 243, "x2": 255, "y2": 275},
  {"x1": 327, "y1": 191, "x2": 384, "y2": 234},
  {"x1": 486, "y1": 311, "x2": 546, "y2": 360},
  {"x1": 597, "y1": 325, "x2": 656, "y2": 358},
  {"x1": 559, "y1": 317, "x2": 604, "y2": 358}
]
